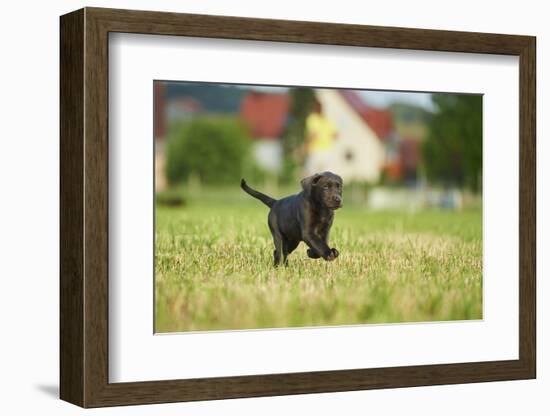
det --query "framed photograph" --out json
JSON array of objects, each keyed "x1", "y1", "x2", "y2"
[{"x1": 60, "y1": 7, "x2": 536, "y2": 408}]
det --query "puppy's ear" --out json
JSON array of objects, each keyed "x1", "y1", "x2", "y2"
[{"x1": 301, "y1": 173, "x2": 322, "y2": 196}]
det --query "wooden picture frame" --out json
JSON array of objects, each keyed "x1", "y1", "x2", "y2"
[{"x1": 60, "y1": 7, "x2": 536, "y2": 408}]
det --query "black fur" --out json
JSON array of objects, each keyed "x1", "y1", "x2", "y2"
[{"x1": 241, "y1": 172, "x2": 343, "y2": 266}]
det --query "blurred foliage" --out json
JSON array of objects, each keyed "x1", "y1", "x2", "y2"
[
  {"x1": 166, "y1": 117, "x2": 257, "y2": 185},
  {"x1": 423, "y1": 94, "x2": 482, "y2": 192},
  {"x1": 280, "y1": 88, "x2": 316, "y2": 183},
  {"x1": 278, "y1": 157, "x2": 299, "y2": 185},
  {"x1": 389, "y1": 102, "x2": 432, "y2": 142}
]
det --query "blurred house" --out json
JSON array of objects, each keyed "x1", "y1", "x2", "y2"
[
  {"x1": 314, "y1": 89, "x2": 391, "y2": 182},
  {"x1": 388, "y1": 102, "x2": 431, "y2": 183},
  {"x1": 154, "y1": 82, "x2": 167, "y2": 191},
  {"x1": 240, "y1": 92, "x2": 290, "y2": 173},
  {"x1": 166, "y1": 97, "x2": 202, "y2": 123},
  {"x1": 153, "y1": 81, "x2": 427, "y2": 192},
  {"x1": 398, "y1": 137, "x2": 421, "y2": 183},
  {"x1": 313, "y1": 89, "x2": 428, "y2": 184}
]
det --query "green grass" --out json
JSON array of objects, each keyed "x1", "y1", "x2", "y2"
[{"x1": 155, "y1": 187, "x2": 482, "y2": 332}]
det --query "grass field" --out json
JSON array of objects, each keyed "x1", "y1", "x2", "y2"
[{"x1": 155, "y1": 187, "x2": 482, "y2": 333}]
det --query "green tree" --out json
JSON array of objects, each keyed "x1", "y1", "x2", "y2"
[
  {"x1": 280, "y1": 88, "x2": 316, "y2": 182},
  {"x1": 165, "y1": 117, "x2": 252, "y2": 185},
  {"x1": 423, "y1": 94, "x2": 482, "y2": 192}
]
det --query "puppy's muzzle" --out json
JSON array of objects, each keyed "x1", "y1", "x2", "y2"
[{"x1": 331, "y1": 196, "x2": 343, "y2": 209}]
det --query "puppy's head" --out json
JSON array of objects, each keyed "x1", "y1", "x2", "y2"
[{"x1": 301, "y1": 172, "x2": 343, "y2": 210}]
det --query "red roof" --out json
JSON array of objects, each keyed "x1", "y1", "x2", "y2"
[
  {"x1": 240, "y1": 93, "x2": 290, "y2": 139},
  {"x1": 339, "y1": 90, "x2": 394, "y2": 139}
]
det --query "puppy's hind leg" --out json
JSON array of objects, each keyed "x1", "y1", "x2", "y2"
[
  {"x1": 272, "y1": 235, "x2": 284, "y2": 267},
  {"x1": 273, "y1": 249, "x2": 281, "y2": 266},
  {"x1": 269, "y1": 222, "x2": 284, "y2": 267}
]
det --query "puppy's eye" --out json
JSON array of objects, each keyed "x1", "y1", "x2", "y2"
[{"x1": 323, "y1": 185, "x2": 329, "y2": 190}]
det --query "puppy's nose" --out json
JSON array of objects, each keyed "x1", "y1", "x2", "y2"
[{"x1": 333, "y1": 196, "x2": 342, "y2": 204}]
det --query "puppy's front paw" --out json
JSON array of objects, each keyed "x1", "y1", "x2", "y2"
[
  {"x1": 323, "y1": 248, "x2": 339, "y2": 261},
  {"x1": 324, "y1": 250, "x2": 336, "y2": 261}
]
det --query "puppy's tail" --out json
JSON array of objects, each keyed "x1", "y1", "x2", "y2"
[{"x1": 240, "y1": 179, "x2": 276, "y2": 208}]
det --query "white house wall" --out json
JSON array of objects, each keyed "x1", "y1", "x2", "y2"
[{"x1": 316, "y1": 89, "x2": 385, "y2": 182}]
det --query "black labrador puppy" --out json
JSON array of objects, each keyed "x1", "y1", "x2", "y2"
[{"x1": 241, "y1": 171, "x2": 343, "y2": 266}]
